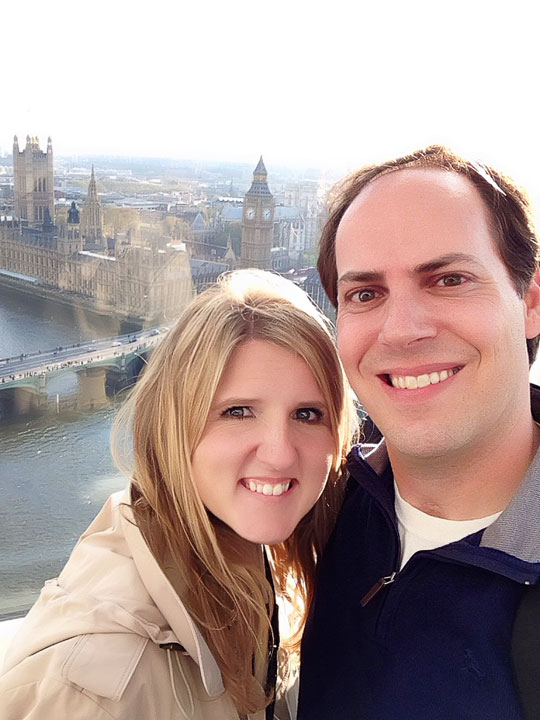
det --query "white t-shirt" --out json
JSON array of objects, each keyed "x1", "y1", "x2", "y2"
[{"x1": 394, "y1": 481, "x2": 502, "y2": 569}]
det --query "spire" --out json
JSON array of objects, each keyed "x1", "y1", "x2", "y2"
[
  {"x1": 246, "y1": 155, "x2": 272, "y2": 197},
  {"x1": 87, "y1": 165, "x2": 98, "y2": 202},
  {"x1": 82, "y1": 165, "x2": 104, "y2": 248},
  {"x1": 13, "y1": 135, "x2": 19, "y2": 151},
  {"x1": 254, "y1": 155, "x2": 267, "y2": 177}
]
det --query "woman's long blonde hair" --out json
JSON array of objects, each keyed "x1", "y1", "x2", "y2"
[{"x1": 112, "y1": 269, "x2": 356, "y2": 714}]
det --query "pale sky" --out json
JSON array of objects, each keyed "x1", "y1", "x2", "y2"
[{"x1": 2, "y1": 0, "x2": 540, "y2": 202}]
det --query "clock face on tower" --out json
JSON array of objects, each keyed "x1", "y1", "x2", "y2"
[
  {"x1": 246, "y1": 207, "x2": 255, "y2": 220},
  {"x1": 263, "y1": 208, "x2": 271, "y2": 220}
]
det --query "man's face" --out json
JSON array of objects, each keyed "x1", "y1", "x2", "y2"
[{"x1": 336, "y1": 168, "x2": 540, "y2": 462}]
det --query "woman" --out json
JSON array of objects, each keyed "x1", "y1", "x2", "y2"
[{"x1": 0, "y1": 269, "x2": 356, "y2": 719}]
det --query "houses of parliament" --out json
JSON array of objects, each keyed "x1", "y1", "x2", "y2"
[
  {"x1": 0, "y1": 136, "x2": 193, "y2": 323},
  {"x1": 0, "y1": 137, "x2": 331, "y2": 324}
]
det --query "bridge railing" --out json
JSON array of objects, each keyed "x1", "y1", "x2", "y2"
[{"x1": 0, "y1": 328, "x2": 165, "y2": 366}]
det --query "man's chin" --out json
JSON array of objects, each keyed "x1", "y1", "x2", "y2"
[{"x1": 383, "y1": 429, "x2": 462, "y2": 462}]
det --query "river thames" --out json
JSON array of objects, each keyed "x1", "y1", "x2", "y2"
[{"x1": 0, "y1": 284, "x2": 133, "y2": 617}]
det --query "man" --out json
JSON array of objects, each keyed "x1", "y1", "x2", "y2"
[{"x1": 297, "y1": 146, "x2": 540, "y2": 719}]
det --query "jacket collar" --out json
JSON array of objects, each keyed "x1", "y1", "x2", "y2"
[
  {"x1": 349, "y1": 384, "x2": 540, "y2": 571},
  {"x1": 119, "y1": 489, "x2": 225, "y2": 697}
]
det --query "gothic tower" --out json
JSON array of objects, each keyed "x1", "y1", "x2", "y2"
[
  {"x1": 13, "y1": 135, "x2": 54, "y2": 225},
  {"x1": 81, "y1": 165, "x2": 104, "y2": 250},
  {"x1": 240, "y1": 156, "x2": 274, "y2": 269},
  {"x1": 58, "y1": 201, "x2": 83, "y2": 256}
]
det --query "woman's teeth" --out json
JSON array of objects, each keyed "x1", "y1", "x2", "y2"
[
  {"x1": 246, "y1": 480, "x2": 291, "y2": 496},
  {"x1": 388, "y1": 367, "x2": 460, "y2": 389}
]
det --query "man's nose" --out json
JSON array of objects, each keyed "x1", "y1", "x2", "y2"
[
  {"x1": 255, "y1": 421, "x2": 297, "y2": 470},
  {"x1": 377, "y1": 292, "x2": 437, "y2": 347}
]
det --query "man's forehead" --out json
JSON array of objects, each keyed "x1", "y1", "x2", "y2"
[
  {"x1": 340, "y1": 167, "x2": 479, "y2": 224},
  {"x1": 336, "y1": 167, "x2": 492, "y2": 250},
  {"x1": 335, "y1": 166, "x2": 500, "y2": 278}
]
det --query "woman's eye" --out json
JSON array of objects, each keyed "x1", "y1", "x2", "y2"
[
  {"x1": 438, "y1": 274, "x2": 466, "y2": 287},
  {"x1": 294, "y1": 407, "x2": 323, "y2": 422},
  {"x1": 221, "y1": 406, "x2": 253, "y2": 419}
]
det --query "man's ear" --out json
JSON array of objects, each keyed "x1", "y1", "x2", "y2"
[{"x1": 524, "y1": 268, "x2": 540, "y2": 339}]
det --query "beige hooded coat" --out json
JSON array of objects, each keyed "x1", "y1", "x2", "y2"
[{"x1": 0, "y1": 489, "x2": 292, "y2": 720}]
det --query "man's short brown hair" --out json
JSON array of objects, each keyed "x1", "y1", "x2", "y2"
[{"x1": 318, "y1": 145, "x2": 540, "y2": 364}]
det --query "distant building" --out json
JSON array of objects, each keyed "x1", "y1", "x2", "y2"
[
  {"x1": 283, "y1": 179, "x2": 321, "y2": 251},
  {"x1": 302, "y1": 266, "x2": 335, "y2": 320},
  {"x1": 81, "y1": 166, "x2": 104, "y2": 251},
  {"x1": 1, "y1": 139, "x2": 193, "y2": 322},
  {"x1": 221, "y1": 205, "x2": 243, "y2": 222},
  {"x1": 13, "y1": 135, "x2": 54, "y2": 225},
  {"x1": 0, "y1": 215, "x2": 193, "y2": 322},
  {"x1": 274, "y1": 205, "x2": 305, "y2": 256},
  {"x1": 270, "y1": 246, "x2": 290, "y2": 272},
  {"x1": 190, "y1": 257, "x2": 229, "y2": 293},
  {"x1": 240, "y1": 157, "x2": 275, "y2": 269}
]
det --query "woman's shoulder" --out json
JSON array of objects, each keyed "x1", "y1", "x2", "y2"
[
  {"x1": 0, "y1": 631, "x2": 153, "y2": 719},
  {"x1": 0, "y1": 631, "x2": 244, "y2": 720}
]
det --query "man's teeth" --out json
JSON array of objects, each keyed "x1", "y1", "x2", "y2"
[
  {"x1": 389, "y1": 368, "x2": 459, "y2": 390},
  {"x1": 247, "y1": 480, "x2": 291, "y2": 496}
]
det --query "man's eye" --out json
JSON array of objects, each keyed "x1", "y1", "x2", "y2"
[
  {"x1": 351, "y1": 289, "x2": 378, "y2": 303},
  {"x1": 438, "y1": 274, "x2": 466, "y2": 287},
  {"x1": 221, "y1": 406, "x2": 253, "y2": 419},
  {"x1": 294, "y1": 407, "x2": 323, "y2": 422}
]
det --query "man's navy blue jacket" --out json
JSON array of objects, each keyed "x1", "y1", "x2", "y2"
[{"x1": 298, "y1": 389, "x2": 540, "y2": 720}]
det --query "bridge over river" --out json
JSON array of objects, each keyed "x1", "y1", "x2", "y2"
[{"x1": 0, "y1": 328, "x2": 166, "y2": 416}]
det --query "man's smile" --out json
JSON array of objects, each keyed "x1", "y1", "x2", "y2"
[{"x1": 382, "y1": 365, "x2": 463, "y2": 389}]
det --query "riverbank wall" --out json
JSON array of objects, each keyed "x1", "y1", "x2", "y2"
[{"x1": 0, "y1": 274, "x2": 143, "y2": 332}]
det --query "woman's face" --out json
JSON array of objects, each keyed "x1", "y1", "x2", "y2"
[{"x1": 191, "y1": 339, "x2": 335, "y2": 545}]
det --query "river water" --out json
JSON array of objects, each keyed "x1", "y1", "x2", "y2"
[{"x1": 0, "y1": 284, "x2": 131, "y2": 617}]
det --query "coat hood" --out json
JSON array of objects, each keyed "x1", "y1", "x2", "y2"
[{"x1": 3, "y1": 488, "x2": 225, "y2": 698}]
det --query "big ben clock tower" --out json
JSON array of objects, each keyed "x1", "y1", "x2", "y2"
[{"x1": 240, "y1": 156, "x2": 275, "y2": 269}]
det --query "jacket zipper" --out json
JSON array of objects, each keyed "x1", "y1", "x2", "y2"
[
  {"x1": 361, "y1": 571, "x2": 398, "y2": 607},
  {"x1": 349, "y1": 454, "x2": 402, "y2": 608}
]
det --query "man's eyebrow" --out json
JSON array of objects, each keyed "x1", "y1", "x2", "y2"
[
  {"x1": 414, "y1": 253, "x2": 486, "y2": 273},
  {"x1": 338, "y1": 254, "x2": 486, "y2": 286},
  {"x1": 338, "y1": 270, "x2": 384, "y2": 285}
]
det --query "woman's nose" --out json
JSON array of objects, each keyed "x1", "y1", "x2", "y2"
[{"x1": 255, "y1": 421, "x2": 297, "y2": 470}]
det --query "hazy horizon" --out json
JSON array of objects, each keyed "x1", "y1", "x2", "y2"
[{"x1": 3, "y1": 0, "x2": 540, "y2": 200}]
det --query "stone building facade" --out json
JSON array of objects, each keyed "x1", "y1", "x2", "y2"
[
  {"x1": 0, "y1": 217, "x2": 193, "y2": 322},
  {"x1": 2, "y1": 136, "x2": 193, "y2": 323}
]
